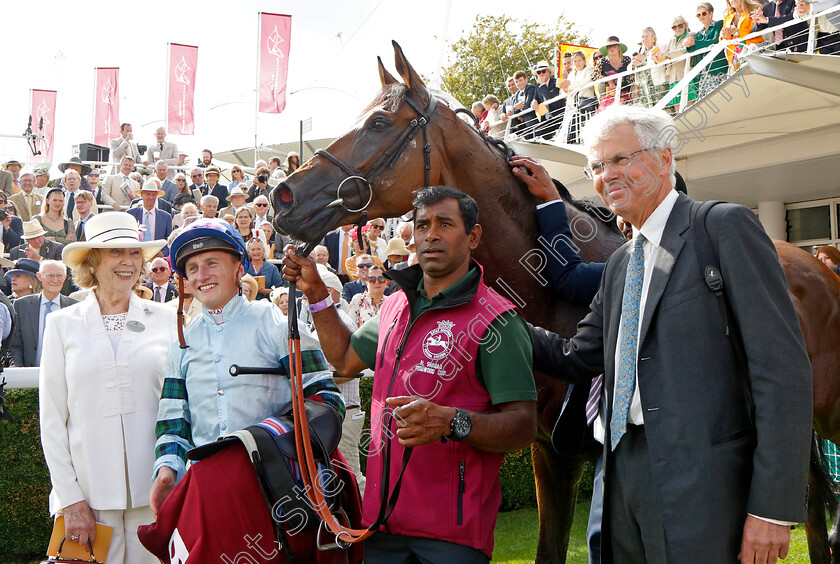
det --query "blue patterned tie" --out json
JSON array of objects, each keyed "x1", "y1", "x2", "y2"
[{"x1": 611, "y1": 234, "x2": 646, "y2": 451}]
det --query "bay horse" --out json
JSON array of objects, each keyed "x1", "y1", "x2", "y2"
[{"x1": 273, "y1": 41, "x2": 840, "y2": 563}]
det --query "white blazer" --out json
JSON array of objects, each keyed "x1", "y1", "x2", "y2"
[{"x1": 39, "y1": 292, "x2": 177, "y2": 514}]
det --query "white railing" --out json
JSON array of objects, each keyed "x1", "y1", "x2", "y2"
[
  {"x1": 488, "y1": 3, "x2": 840, "y2": 145},
  {"x1": 2, "y1": 367, "x2": 40, "y2": 389}
]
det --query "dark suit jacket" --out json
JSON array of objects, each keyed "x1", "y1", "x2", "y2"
[
  {"x1": 8, "y1": 216, "x2": 23, "y2": 238},
  {"x1": 2, "y1": 224, "x2": 22, "y2": 252},
  {"x1": 144, "y1": 281, "x2": 178, "y2": 303},
  {"x1": 203, "y1": 182, "x2": 229, "y2": 204},
  {"x1": 323, "y1": 229, "x2": 347, "y2": 274},
  {"x1": 530, "y1": 195, "x2": 812, "y2": 562},
  {"x1": 11, "y1": 293, "x2": 78, "y2": 366},
  {"x1": 513, "y1": 84, "x2": 538, "y2": 124},
  {"x1": 752, "y1": 0, "x2": 808, "y2": 50},
  {"x1": 9, "y1": 239, "x2": 63, "y2": 261},
  {"x1": 127, "y1": 207, "x2": 172, "y2": 255}
]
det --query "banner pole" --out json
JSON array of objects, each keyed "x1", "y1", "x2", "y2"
[
  {"x1": 254, "y1": 12, "x2": 261, "y2": 168},
  {"x1": 165, "y1": 44, "x2": 170, "y2": 134}
]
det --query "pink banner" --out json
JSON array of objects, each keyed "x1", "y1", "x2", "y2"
[
  {"x1": 258, "y1": 13, "x2": 292, "y2": 114},
  {"x1": 30, "y1": 89, "x2": 56, "y2": 165},
  {"x1": 94, "y1": 68, "x2": 119, "y2": 146},
  {"x1": 167, "y1": 43, "x2": 198, "y2": 135}
]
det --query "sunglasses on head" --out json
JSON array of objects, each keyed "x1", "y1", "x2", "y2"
[
  {"x1": 151, "y1": 267, "x2": 169, "y2": 273},
  {"x1": 368, "y1": 276, "x2": 387, "y2": 283},
  {"x1": 357, "y1": 263, "x2": 374, "y2": 269}
]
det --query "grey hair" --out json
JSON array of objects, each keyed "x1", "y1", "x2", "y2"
[
  {"x1": 64, "y1": 169, "x2": 81, "y2": 181},
  {"x1": 155, "y1": 160, "x2": 168, "y2": 168},
  {"x1": 642, "y1": 27, "x2": 657, "y2": 41},
  {"x1": 190, "y1": 167, "x2": 204, "y2": 176},
  {"x1": 697, "y1": 2, "x2": 714, "y2": 12},
  {"x1": 471, "y1": 101, "x2": 485, "y2": 112},
  {"x1": 39, "y1": 259, "x2": 65, "y2": 274},
  {"x1": 180, "y1": 203, "x2": 198, "y2": 215},
  {"x1": 200, "y1": 195, "x2": 219, "y2": 206},
  {"x1": 582, "y1": 104, "x2": 677, "y2": 187}
]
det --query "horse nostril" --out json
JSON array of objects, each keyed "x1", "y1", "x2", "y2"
[{"x1": 273, "y1": 183, "x2": 295, "y2": 216}]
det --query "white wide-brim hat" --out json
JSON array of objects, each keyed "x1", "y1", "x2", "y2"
[{"x1": 62, "y1": 212, "x2": 167, "y2": 269}]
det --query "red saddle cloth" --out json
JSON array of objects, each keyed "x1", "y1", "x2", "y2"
[{"x1": 138, "y1": 443, "x2": 364, "y2": 563}]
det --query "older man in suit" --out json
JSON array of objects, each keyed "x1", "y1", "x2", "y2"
[
  {"x1": 144, "y1": 257, "x2": 178, "y2": 304},
  {"x1": 127, "y1": 183, "x2": 172, "y2": 255},
  {"x1": 149, "y1": 161, "x2": 179, "y2": 203},
  {"x1": 145, "y1": 127, "x2": 179, "y2": 173},
  {"x1": 9, "y1": 172, "x2": 43, "y2": 222},
  {"x1": 101, "y1": 156, "x2": 140, "y2": 211},
  {"x1": 11, "y1": 260, "x2": 77, "y2": 367},
  {"x1": 530, "y1": 105, "x2": 812, "y2": 563},
  {"x1": 9, "y1": 220, "x2": 63, "y2": 261}
]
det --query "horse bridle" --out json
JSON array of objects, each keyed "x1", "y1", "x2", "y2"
[{"x1": 314, "y1": 95, "x2": 437, "y2": 237}]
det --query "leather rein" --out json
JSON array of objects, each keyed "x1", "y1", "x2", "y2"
[{"x1": 287, "y1": 94, "x2": 438, "y2": 548}]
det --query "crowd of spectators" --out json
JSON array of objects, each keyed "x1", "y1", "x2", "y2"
[{"x1": 472, "y1": 0, "x2": 839, "y2": 142}]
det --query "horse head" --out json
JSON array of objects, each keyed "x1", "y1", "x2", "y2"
[{"x1": 273, "y1": 41, "x2": 438, "y2": 245}]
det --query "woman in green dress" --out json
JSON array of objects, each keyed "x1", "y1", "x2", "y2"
[
  {"x1": 686, "y1": 2, "x2": 728, "y2": 98},
  {"x1": 35, "y1": 186, "x2": 76, "y2": 246}
]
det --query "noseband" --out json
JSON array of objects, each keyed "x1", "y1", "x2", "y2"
[{"x1": 314, "y1": 95, "x2": 437, "y2": 230}]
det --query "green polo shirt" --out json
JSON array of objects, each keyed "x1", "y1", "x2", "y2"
[{"x1": 350, "y1": 267, "x2": 537, "y2": 405}]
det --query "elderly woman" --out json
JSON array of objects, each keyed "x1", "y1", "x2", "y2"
[
  {"x1": 35, "y1": 187, "x2": 76, "y2": 245},
  {"x1": 687, "y1": 3, "x2": 728, "y2": 98},
  {"x1": 632, "y1": 28, "x2": 669, "y2": 108},
  {"x1": 240, "y1": 273, "x2": 259, "y2": 301},
  {"x1": 173, "y1": 202, "x2": 199, "y2": 229},
  {"x1": 5, "y1": 258, "x2": 41, "y2": 299},
  {"x1": 347, "y1": 264, "x2": 388, "y2": 328},
  {"x1": 593, "y1": 36, "x2": 634, "y2": 111},
  {"x1": 40, "y1": 212, "x2": 176, "y2": 564},
  {"x1": 662, "y1": 16, "x2": 697, "y2": 109},
  {"x1": 270, "y1": 286, "x2": 291, "y2": 315},
  {"x1": 245, "y1": 236, "x2": 283, "y2": 300},
  {"x1": 816, "y1": 245, "x2": 840, "y2": 276},
  {"x1": 233, "y1": 206, "x2": 254, "y2": 243},
  {"x1": 565, "y1": 50, "x2": 598, "y2": 143}
]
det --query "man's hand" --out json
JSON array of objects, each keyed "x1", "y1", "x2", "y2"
[
  {"x1": 739, "y1": 515, "x2": 791, "y2": 564},
  {"x1": 508, "y1": 156, "x2": 561, "y2": 203},
  {"x1": 124, "y1": 132, "x2": 133, "y2": 142},
  {"x1": 386, "y1": 396, "x2": 456, "y2": 448},
  {"x1": 111, "y1": 203, "x2": 123, "y2": 212},
  {"x1": 282, "y1": 245, "x2": 328, "y2": 300},
  {"x1": 23, "y1": 245, "x2": 40, "y2": 261},
  {"x1": 150, "y1": 467, "x2": 177, "y2": 519},
  {"x1": 513, "y1": 100, "x2": 525, "y2": 111},
  {"x1": 751, "y1": 8, "x2": 769, "y2": 23},
  {"x1": 63, "y1": 500, "x2": 96, "y2": 547}
]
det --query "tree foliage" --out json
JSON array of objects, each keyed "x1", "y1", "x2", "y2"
[{"x1": 441, "y1": 14, "x2": 590, "y2": 107}]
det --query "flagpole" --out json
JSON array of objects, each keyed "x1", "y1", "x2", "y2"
[
  {"x1": 165, "y1": 44, "x2": 171, "y2": 134},
  {"x1": 92, "y1": 68, "x2": 97, "y2": 144},
  {"x1": 254, "y1": 12, "x2": 261, "y2": 168}
]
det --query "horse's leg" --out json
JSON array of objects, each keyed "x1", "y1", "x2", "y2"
[
  {"x1": 806, "y1": 433, "x2": 835, "y2": 564},
  {"x1": 532, "y1": 438, "x2": 590, "y2": 564}
]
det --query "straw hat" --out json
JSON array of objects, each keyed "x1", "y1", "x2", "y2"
[
  {"x1": 227, "y1": 186, "x2": 248, "y2": 201},
  {"x1": 532, "y1": 60, "x2": 553, "y2": 75},
  {"x1": 134, "y1": 178, "x2": 165, "y2": 197},
  {"x1": 240, "y1": 273, "x2": 259, "y2": 302},
  {"x1": 599, "y1": 36, "x2": 628, "y2": 56},
  {"x1": 204, "y1": 166, "x2": 222, "y2": 177},
  {"x1": 62, "y1": 212, "x2": 166, "y2": 269},
  {"x1": 58, "y1": 156, "x2": 92, "y2": 176},
  {"x1": 385, "y1": 237, "x2": 410, "y2": 257},
  {"x1": 2, "y1": 159, "x2": 23, "y2": 171},
  {"x1": 135, "y1": 285, "x2": 154, "y2": 300},
  {"x1": 21, "y1": 219, "x2": 47, "y2": 239}
]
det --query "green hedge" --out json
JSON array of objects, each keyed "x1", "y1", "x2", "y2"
[{"x1": 0, "y1": 389, "x2": 53, "y2": 562}]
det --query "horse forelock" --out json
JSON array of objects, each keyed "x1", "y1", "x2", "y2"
[{"x1": 360, "y1": 83, "x2": 408, "y2": 117}]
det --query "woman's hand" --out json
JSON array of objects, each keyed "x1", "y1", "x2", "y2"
[
  {"x1": 65, "y1": 233, "x2": 76, "y2": 242},
  {"x1": 63, "y1": 500, "x2": 96, "y2": 547}
]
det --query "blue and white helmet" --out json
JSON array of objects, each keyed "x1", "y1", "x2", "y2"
[{"x1": 169, "y1": 219, "x2": 251, "y2": 278}]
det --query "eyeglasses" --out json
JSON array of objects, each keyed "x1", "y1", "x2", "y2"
[
  {"x1": 40, "y1": 273, "x2": 64, "y2": 280},
  {"x1": 254, "y1": 203, "x2": 268, "y2": 207},
  {"x1": 536, "y1": 69, "x2": 549, "y2": 74},
  {"x1": 583, "y1": 148, "x2": 651, "y2": 180},
  {"x1": 357, "y1": 263, "x2": 373, "y2": 269},
  {"x1": 88, "y1": 173, "x2": 100, "y2": 178},
  {"x1": 696, "y1": 11, "x2": 708, "y2": 17},
  {"x1": 672, "y1": 23, "x2": 685, "y2": 30},
  {"x1": 191, "y1": 174, "x2": 202, "y2": 178},
  {"x1": 370, "y1": 225, "x2": 383, "y2": 230},
  {"x1": 368, "y1": 276, "x2": 387, "y2": 283},
  {"x1": 3, "y1": 206, "x2": 14, "y2": 212},
  {"x1": 176, "y1": 178, "x2": 186, "y2": 182},
  {"x1": 151, "y1": 267, "x2": 169, "y2": 273}
]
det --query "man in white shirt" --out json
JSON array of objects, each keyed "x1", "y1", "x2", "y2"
[{"x1": 10, "y1": 260, "x2": 77, "y2": 367}]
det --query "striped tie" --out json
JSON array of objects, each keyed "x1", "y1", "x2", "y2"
[{"x1": 611, "y1": 234, "x2": 646, "y2": 451}]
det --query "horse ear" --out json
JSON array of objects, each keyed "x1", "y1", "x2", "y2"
[
  {"x1": 392, "y1": 40, "x2": 428, "y2": 97},
  {"x1": 377, "y1": 56, "x2": 398, "y2": 87}
]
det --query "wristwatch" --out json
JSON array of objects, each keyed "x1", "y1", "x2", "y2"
[{"x1": 445, "y1": 408, "x2": 472, "y2": 442}]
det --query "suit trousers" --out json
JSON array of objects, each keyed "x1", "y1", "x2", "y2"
[
  {"x1": 609, "y1": 425, "x2": 674, "y2": 563},
  {"x1": 338, "y1": 405, "x2": 367, "y2": 497},
  {"x1": 364, "y1": 532, "x2": 489, "y2": 564},
  {"x1": 90, "y1": 506, "x2": 157, "y2": 564}
]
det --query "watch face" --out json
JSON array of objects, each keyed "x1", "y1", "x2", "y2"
[{"x1": 452, "y1": 410, "x2": 471, "y2": 439}]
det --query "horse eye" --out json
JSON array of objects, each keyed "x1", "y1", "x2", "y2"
[{"x1": 370, "y1": 117, "x2": 390, "y2": 132}]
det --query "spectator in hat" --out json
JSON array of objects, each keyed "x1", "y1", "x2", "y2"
[
  {"x1": 10, "y1": 259, "x2": 77, "y2": 367},
  {"x1": 40, "y1": 212, "x2": 174, "y2": 564},
  {"x1": 129, "y1": 180, "x2": 173, "y2": 216},
  {"x1": 3, "y1": 159, "x2": 24, "y2": 194},
  {"x1": 10, "y1": 171, "x2": 44, "y2": 222},
  {"x1": 127, "y1": 181, "x2": 173, "y2": 255},
  {"x1": 218, "y1": 186, "x2": 248, "y2": 219},
  {"x1": 57, "y1": 157, "x2": 93, "y2": 192},
  {"x1": 33, "y1": 163, "x2": 52, "y2": 195},
  {"x1": 270, "y1": 286, "x2": 291, "y2": 314},
  {"x1": 593, "y1": 36, "x2": 634, "y2": 111},
  {"x1": 5, "y1": 258, "x2": 42, "y2": 299},
  {"x1": 240, "y1": 273, "x2": 259, "y2": 302},
  {"x1": 531, "y1": 60, "x2": 564, "y2": 139},
  {"x1": 110, "y1": 122, "x2": 143, "y2": 165},
  {"x1": 9, "y1": 219, "x2": 63, "y2": 261},
  {"x1": 0, "y1": 163, "x2": 15, "y2": 197},
  {"x1": 34, "y1": 188, "x2": 76, "y2": 245},
  {"x1": 283, "y1": 151, "x2": 301, "y2": 175},
  {"x1": 202, "y1": 166, "x2": 228, "y2": 203},
  {"x1": 385, "y1": 237, "x2": 410, "y2": 270},
  {"x1": 101, "y1": 156, "x2": 141, "y2": 211}
]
